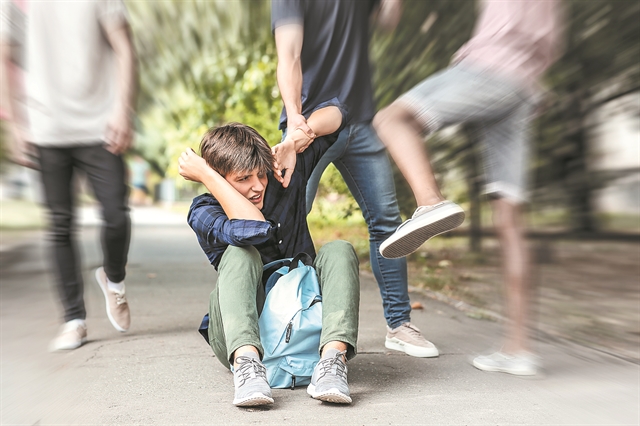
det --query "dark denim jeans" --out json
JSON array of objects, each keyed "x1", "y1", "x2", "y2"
[
  {"x1": 305, "y1": 122, "x2": 411, "y2": 328},
  {"x1": 37, "y1": 144, "x2": 130, "y2": 322}
]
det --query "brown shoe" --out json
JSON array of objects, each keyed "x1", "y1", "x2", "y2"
[{"x1": 95, "y1": 267, "x2": 130, "y2": 332}]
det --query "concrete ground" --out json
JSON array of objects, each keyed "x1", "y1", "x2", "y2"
[{"x1": 1, "y1": 208, "x2": 638, "y2": 425}]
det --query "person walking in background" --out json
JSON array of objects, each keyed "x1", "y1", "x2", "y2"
[
  {"x1": 374, "y1": 0, "x2": 563, "y2": 375},
  {"x1": 0, "y1": 0, "x2": 137, "y2": 350},
  {"x1": 271, "y1": 0, "x2": 441, "y2": 359}
]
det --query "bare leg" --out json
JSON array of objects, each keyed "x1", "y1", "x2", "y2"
[
  {"x1": 322, "y1": 341, "x2": 348, "y2": 362},
  {"x1": 373, "y1": 103, "x2": 444, "y2": 207},
  {"x1": 491, "y1": 198, "x2": 531, "y2": 354}
]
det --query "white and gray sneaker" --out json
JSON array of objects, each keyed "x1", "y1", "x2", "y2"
[
  {"x1": 380, "y1": 201, "x2": 465, "y2": 259},
  {"x1": 307, "y1": 349, "x2": 352, "y2": 404},
  {"x1": 385, "y1": 322, "x2": 439, "y2": 358},
  {"x1": 232, "y1": 352, "x2": 274, "y2": 407},
  {"x1": 472, "y1": 351, "x2": 539, "y2": 376}
]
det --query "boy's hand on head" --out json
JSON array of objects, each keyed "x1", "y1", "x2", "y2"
[
  {"x1": 272, "y1": 138, "x2": 297, "y2": 188},
  {"x1": 178, "y1": 148, "x2": 210, "y2": 183}
]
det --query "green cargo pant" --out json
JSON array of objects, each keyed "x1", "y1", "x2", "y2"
[{"x1": 208, "y1": 240, "x2": 360, "y2": 370}]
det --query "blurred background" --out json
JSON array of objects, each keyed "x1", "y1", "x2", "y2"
[{"x1": 1, "y1": 0, "x2": 638, "y2": 362}]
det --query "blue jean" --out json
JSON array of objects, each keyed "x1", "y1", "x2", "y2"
[{"x1": 305, "y1": 122, "x2": 410, "y2": 328}]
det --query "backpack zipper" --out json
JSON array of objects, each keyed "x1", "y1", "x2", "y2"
[{"x1": 285, "y1": 296, "x2": 321, "y2": 343}]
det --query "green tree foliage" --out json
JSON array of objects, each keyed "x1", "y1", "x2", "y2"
[{"x1": 127, "y1": 0, "x2": 280, "y2": 182}]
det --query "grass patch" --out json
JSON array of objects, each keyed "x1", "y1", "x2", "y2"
[{"x1": 308, "y1": 198, "x2": 370, "y2": 264}]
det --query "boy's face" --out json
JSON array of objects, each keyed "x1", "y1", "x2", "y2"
[{"x1": 224, "y1": 168, "x2": 269, "y2": 210}]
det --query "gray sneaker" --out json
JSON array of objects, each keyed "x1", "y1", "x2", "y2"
[
  {"x1": 232, "y1": 352, "x2": 274, "y2": 407},
  {"x1": 307, "y1": 348, "x2": 352, "y2": 404},
  {"x1": 385, "y1": 322, "x2": 439, "y2": 357},
  {"x1": 380, "y1": 201, "x2": 465, "y2": 259},
  {"x1": 473, "y1": 351, "x2": 539, "y2": 376}
]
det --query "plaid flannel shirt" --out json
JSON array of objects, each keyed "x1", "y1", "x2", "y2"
[{"x1": 187, "y1": 132, "x2": 338, "y2": 270}]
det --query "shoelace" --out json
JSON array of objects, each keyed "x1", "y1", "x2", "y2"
[
  {"x1": 113, "y1": 291, "x2": 127, "y2": 305},
  {"x1": 235, "y1": 356, "x2": 268, "y2": 387},
  {"x1": 316, "y1": 350, "x2": 347, "y2": 380},
  {"x1": 399, "y1": 322, "x2": 422, "y2": 337}
]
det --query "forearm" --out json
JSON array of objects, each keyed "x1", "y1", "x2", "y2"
[
  {"x1": 275, "y1": 24, "x2": 308, "y2": 132},
  {"x1": 199, "y1": 168, "x2": 265, "y2": 222},
  {"x1": 276, "y1": 52, "x2": 303, "y2": 119},
  {"x1": 306, "y1": 106, "x2": 342, "y2": 138}
]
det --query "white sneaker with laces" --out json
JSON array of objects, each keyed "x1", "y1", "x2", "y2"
[
  {"x1": 385, "y1": 322, "x2": 439, "y2": 358},
  {"x1": 95, "y1": 267, "x2": 130, "y2": 332}
]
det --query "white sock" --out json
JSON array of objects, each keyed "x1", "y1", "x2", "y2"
[
  {"x1": 66, "y1": 318, "x2": 86, "y2": 328},
  {"x1": 107, "y1": 279, "x2": 125, "y2": 293}
]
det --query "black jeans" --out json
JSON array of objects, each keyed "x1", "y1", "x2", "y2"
[{"x1": 37, "y1": 144, "x2": 131, "y2": 322}]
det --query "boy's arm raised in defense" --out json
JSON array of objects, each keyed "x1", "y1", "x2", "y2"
[{"x1": 179, "y1": 149, "x2": 265, "y2": 222}]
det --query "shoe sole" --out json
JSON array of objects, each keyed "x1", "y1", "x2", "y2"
[
  {"x1": 472, "y1": 359, "x2": 537, "y2": 376},
  {"x1": 49, "y1": 336, "x2": 88, "y2": 352},
  {"x1": 380, "y1": 205, "x2": 465, "y2": 259},
  {"x1": 385, "y1": 338, "x2": 439, "y2": 358},
  {"x1": 233, "y1": 393, "x2": 274, "y2": 407},
  {"x1": 95, "y1": 268, "x2": 128, "y2": 333},
  {"x1": 307, "y1": 384, "x2": 352, "y2": 404}
]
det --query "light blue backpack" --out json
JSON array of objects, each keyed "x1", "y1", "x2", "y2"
[
  {"x1": 198, "y1": 253, "x2": 322, "y2": 389},
  {"x1": 259, "y1": 253, "x2": 322, "y2": 389}
]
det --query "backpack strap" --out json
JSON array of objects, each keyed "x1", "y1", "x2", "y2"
[{"x1": 290, "y1": 252, "x2": 313, "y2": 269}]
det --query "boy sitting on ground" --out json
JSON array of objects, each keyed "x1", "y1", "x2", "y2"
[{"x1": 178, "y1": 106, "x2": 360, "y2": 407}]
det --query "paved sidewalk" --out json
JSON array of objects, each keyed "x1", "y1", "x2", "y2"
[{"x1": 1, "y1": 220, "x2": 638, "y2": 425}]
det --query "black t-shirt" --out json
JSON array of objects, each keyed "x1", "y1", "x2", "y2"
[{"x1": 272, "y1": 0, "x2": 377, "y2": 129}]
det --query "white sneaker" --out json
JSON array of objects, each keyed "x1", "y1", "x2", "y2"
[
  {"x1": 385, "y1": 323, "x2": 439, "y2": 358},
  {"x1": 472, "y1": 351, "x2": 539, "y2": 376},
  {"x1": 95, "y1": 267, "x2": 130, "y2": 332},
  {"x1": 380, "y1": 201, "x2": 465, "y2": 259},
  {"x1": 49, "y1": 319, "x2": 87, "y2": 351}
]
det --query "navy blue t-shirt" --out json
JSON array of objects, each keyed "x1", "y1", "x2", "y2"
[{"x1": 272, "y1": 0, "x2": 378, "y2": 129}]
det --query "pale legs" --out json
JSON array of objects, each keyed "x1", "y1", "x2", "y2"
[
  {"x1": 471, "y1": 199, "x2": 538, "y2": 376},
  {"x1": 374, "y1": 100, "x2": 537, "y2": 374},
  {"x1": 491, "y1": 198, "x2": 531, "y2": 355},
  {"x1": 373, "y1": 106, "x2": 465, "y2": 259},
  {"x1": 373, "y1": 105, "x2": 444, "y2": 207}
]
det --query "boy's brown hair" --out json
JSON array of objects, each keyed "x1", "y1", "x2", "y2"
[{"x1": 199, "y1": 123, "x2": 274, "y2": 177}]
